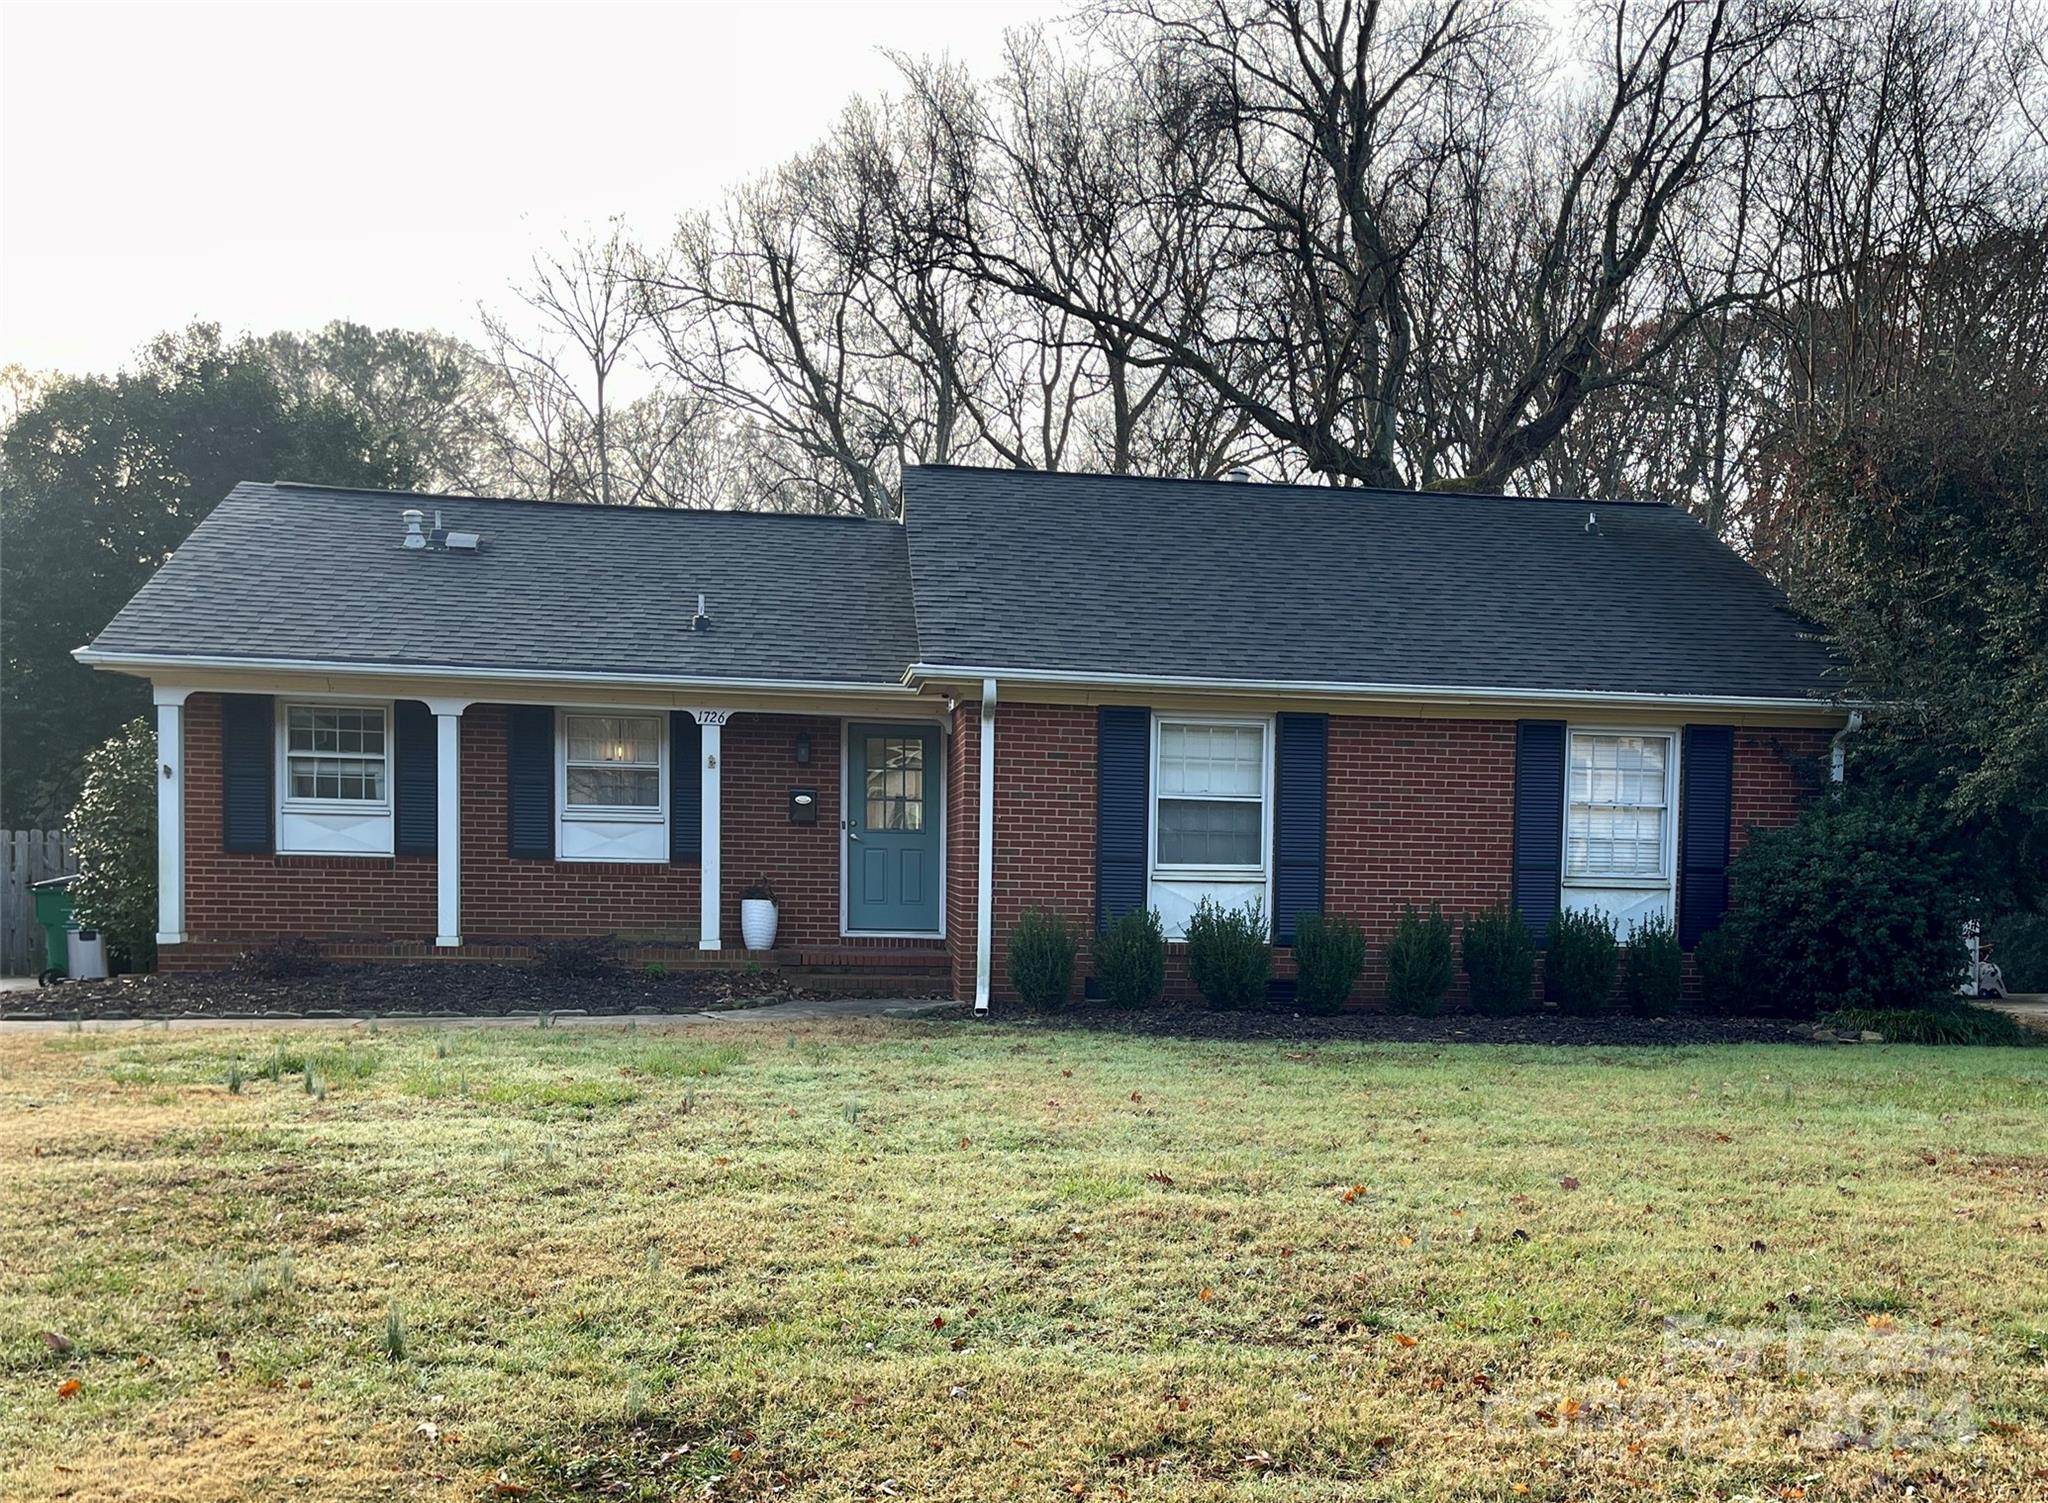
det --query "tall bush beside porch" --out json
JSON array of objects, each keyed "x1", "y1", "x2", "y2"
[{"x1": 67, "y1": 717, "x2": 157, "y2": 970}]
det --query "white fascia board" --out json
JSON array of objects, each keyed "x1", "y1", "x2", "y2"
[
  {"x1": 902, "y1": 661, "x2": 1845, "y2": 716},
  {"x1": 74, "y1": 647, "x2": 921, "y2": 699}
]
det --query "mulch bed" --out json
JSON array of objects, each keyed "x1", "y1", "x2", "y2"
[
  {"x1": 1000, "y1": 1002, "x2": 1821, "y2": 1046},
  {"x1": 2, "y1": 963, "x2": 836, "y2": 1021}
]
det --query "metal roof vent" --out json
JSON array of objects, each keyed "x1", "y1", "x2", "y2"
[
  {"x1": 1227, "y1": 466, "x2": 1253, "y2": 483},
  {"x1": 689, "y1": 592, "x2": 711, "y2": 632},
  {"x1": 401, "y1": 506, "x2": 483, "y2": 552},
  {"x1": 1585, "y1": 511, "x2": 1603, "y2": 536}
]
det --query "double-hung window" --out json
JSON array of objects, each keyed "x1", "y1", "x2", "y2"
[
  {"x1": 276, "y1": 701, "x2": 395, "y2": 855},
  {"x1": 1154, "y1": 719, "x2": 1268, "y2": 871},
  {"x1": 283, "y1": 704, "x2": 389, "y2": 806},
  {"x1": 557, "y1": 712, "x2": 667, "y2": 861},
  {"x1": 1565, "y1": 732, "x2": 1674, "y2": 885},
  {"x1": 563, "y1": 714, "x2": 662, "y2": 815}
]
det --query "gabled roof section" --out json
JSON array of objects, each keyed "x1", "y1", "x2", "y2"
[
  {"x1": 87, "y1": 481, "x2": 920, "y2": 688},
  {"x1": 901, "y1": 466, "x2": 1840, "y2": 704}
]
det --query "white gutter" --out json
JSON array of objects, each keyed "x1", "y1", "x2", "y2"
[
  {"x1": 974, "y1": 677, "x2": 996, "y2": 1016},
  {"x1": 74, "y1": 647, "x2": 918, "y2": 698},
  {"x1": 904, "y1": 661, "x2": 1839, "y2": 715}
]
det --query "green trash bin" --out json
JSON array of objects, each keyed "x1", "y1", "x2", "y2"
[{"x1": 32, "y1": 873, "x2": 79, "y2": 982}]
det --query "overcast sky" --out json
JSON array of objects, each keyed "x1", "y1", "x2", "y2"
[{"x1": 0, "y1": 0, "x2": 1067, "y2": 377}]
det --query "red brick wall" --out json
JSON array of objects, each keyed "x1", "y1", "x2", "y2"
[
  {"x1": 171, "y1": 696, "x2": 935, "y2": 960},
  {"x1": 180, "y1": 694, "x2": 439, "y2": 945},
  {"x1": 946, "y1": 705, "x2": 981, "y2": 1000},
  {"x1": 945, "y1": 702, "x2": 1099, "y2": 1002},
  {"x1": 948, "y1": 708, "x2": 1834, "y2": 1008},
  {"x1": 1325, "y1": 716, "x2": 1519, "y2": 1005},
  {"x1": 1732, "y1": 727, "x2": 1833, "y2": 857}
]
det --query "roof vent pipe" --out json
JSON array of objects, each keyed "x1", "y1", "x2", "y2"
[
  {"x1": 1227, "y1": 466, "x2": 1252, "y2": 483},
  {"x1": 690, "y1": 592, "x2": 711, "y2": 633},
  {"x1": 401, "y1": 508, "x2": 426, "y2": 549}
]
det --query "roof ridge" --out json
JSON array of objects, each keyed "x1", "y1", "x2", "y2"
[
  {"x1": 904, "y1": 463, "x2": 1672, "y2": 509},
  {"x1": 261, "y1": 480, "x2": 903, "y2": 526}
]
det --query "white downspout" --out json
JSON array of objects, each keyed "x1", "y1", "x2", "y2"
[
  {"x1": 1829, "y1": 709, "x2": 1864, "y2": 785},
  {"x1": 974, "y1": 677, "x2": 997, "y2": 1014}
]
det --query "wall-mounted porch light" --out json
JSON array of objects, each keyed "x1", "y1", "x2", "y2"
[{"x1": 794, "y1": 732, "x2": 813, "y2": 765}]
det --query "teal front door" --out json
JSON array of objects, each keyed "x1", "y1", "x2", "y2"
[{"x1": 847, "y1": 724, "x2": 941, "y2": 933}]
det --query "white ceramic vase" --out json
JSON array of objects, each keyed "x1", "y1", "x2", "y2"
[{"x1": 740, "y1": 898, "x2": 779, "y2": 952}]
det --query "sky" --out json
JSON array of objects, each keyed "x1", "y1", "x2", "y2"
[{"x1": 0, "y1": 0, "x2": 1067, "y2": 377}]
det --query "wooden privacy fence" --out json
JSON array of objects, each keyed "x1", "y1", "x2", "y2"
[{"x1": 3, "y1": 830, "x2": 77, "y2": 974}]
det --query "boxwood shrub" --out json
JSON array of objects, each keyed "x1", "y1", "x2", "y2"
[
  {"x1": 1385, "y1": 903, "x2": 1454, "y2": 1015},
  {"x1": 1546, "y1": 908, "x2": 1620, "y2": 1016},
  {"x1": 1006, "y1": 907, "x2": 1077, "y2": 1008},
  {"x1": 1291, "y1": 912, "x2": 1366, "y2": 1015},
  {"x1": 1622, "y1": 911, "x2": 1685, "y2": 1016},
  {"x1": 1185, "y1": 897, "x2": 1271, "y2": 1011},
  {"x1": 1461, "y1": 903, "x2": 1535, "y2": 1016},
  {"x1": 1093, "y1": 908, "x2": 1166, "y2": 1009}
]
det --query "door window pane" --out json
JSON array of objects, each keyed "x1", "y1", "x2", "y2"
[{"x1": 864, "y1": 736, "x2": 925, "y2": 831}]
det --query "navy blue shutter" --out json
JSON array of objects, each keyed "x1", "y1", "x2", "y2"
[
  {"x1": 1272, "y1": 713, "x2": 1328, "y2": 945},
  {"x1": 505, "y1": 705, "x2": 554, "y2": 859},
  {"x1": 669, "y1": 713, "x2": 702, "y2": 863},
  {"x1": 1511, "y1": 720, "x2": 1566, "y2": 941},
  {"x1": 1095, "y1": 706, "x2": 1151, "y2": 932},
  {"x1": 1678, "y1": 724, "x2": 1735, "y2": 949},
  {"x1": 393, "y1": 701, "x2": 437, "y2": 856},
  {"x1": 220, "y1": 693, "x2": 274, "y2": 853}
]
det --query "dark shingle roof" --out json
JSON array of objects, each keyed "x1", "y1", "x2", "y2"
[
  {"x1": 88, "y1": 482, "x2": 919, "y2": 687},
  {"x1": 902, "y1": 466, "x2": 1839, "y2": 703}
]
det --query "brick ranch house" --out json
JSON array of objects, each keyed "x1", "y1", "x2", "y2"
[{"x1": 78, "y1": 466, "x2": 1847, "y2": 1009}]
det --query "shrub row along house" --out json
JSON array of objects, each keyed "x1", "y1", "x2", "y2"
[{"x1": 79, "y1": 467, "x2": 1846, "y2": 1008}]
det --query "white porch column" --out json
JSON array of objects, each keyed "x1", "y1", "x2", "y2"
[
  {"x1": 152, "y1": 685, "x2": 191, "y2": 948},
  {"x1": 975, "y1": 678, "x2": 997, "y2": 1013},
  {"x1": 426, "y1": 699, "x2": 468, "y2": 948},
  {"x1": 694, "y1": 710, "x2": 731, "y2": 950}
]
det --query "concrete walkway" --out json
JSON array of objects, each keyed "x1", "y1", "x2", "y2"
[{"x1": 0, "y1": 994, "x2": 965, "y2": 1034}]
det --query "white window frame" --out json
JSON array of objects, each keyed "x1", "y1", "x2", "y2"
[
  {"x1": 1561, "y1": 726, "x2": 1680, "y2": 892},
  {"x1": 1148, "y1": 714, "x2": 1274, "y2": 879},
  {"x1": 555, "y1": 709, "x2": 668, "y2": 862},
  {"x1": 274, "y1": 698, "x2": 396, "y2": 857}
]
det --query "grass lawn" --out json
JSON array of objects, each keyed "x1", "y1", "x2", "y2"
[{"x1": 2, "y1": 1020, "x2": 2044, "y2": 1502}]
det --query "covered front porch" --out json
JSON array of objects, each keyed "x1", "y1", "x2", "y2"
[{"x1": 131, "y1": 664, "x2": 957, "y2": 981}]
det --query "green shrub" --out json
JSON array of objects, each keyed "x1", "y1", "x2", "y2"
[
  {"x1": 1990, "y1": 909, "x2": 2048, "y2": 993},
  {"x1": 531, "y1": 935, "x2": 620, "y2": 978},
  {"x1": 1291, "y1": 912, "x2": 1366, "y2": 1015},
  {"x1": 1006, "y1": 907, "x2": 1077, "y2": 1008},
  {"x1": 1184, "y1": 897, "x2": 1271, "y2": 1011},
  {"x1": 1546, "y1": 908, "x2": 1620, "y2": 1016},
  {"x1": 1461, "y1": 903, "x2": 1535, "y2": 1016},
  {"x1": 1093, "y1": 908, "x2": 1165, "y2": 1008},
  {"x1": 1820, "y1": 1002, "x2": 2037, "y2": 1047},
  {"x1": 233, "y1": 937, "x2": 323, "y2": 980},
  {"x1": 1384, "y1": 904, "x2": 1454, "y2": 1016},
  {"x1": 1723, "y1": 792, "x2": 1967, "y2": 1015},
  {"x1": 1694, "y1": 925, "x2": 1746, "y2": 1013},
  {"x1": 67, "y1": 717, "x2": 158, "y2": 971},
  {"x1": 1622, "y1": 911, "x2": 1685, "y2": 1016}
]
